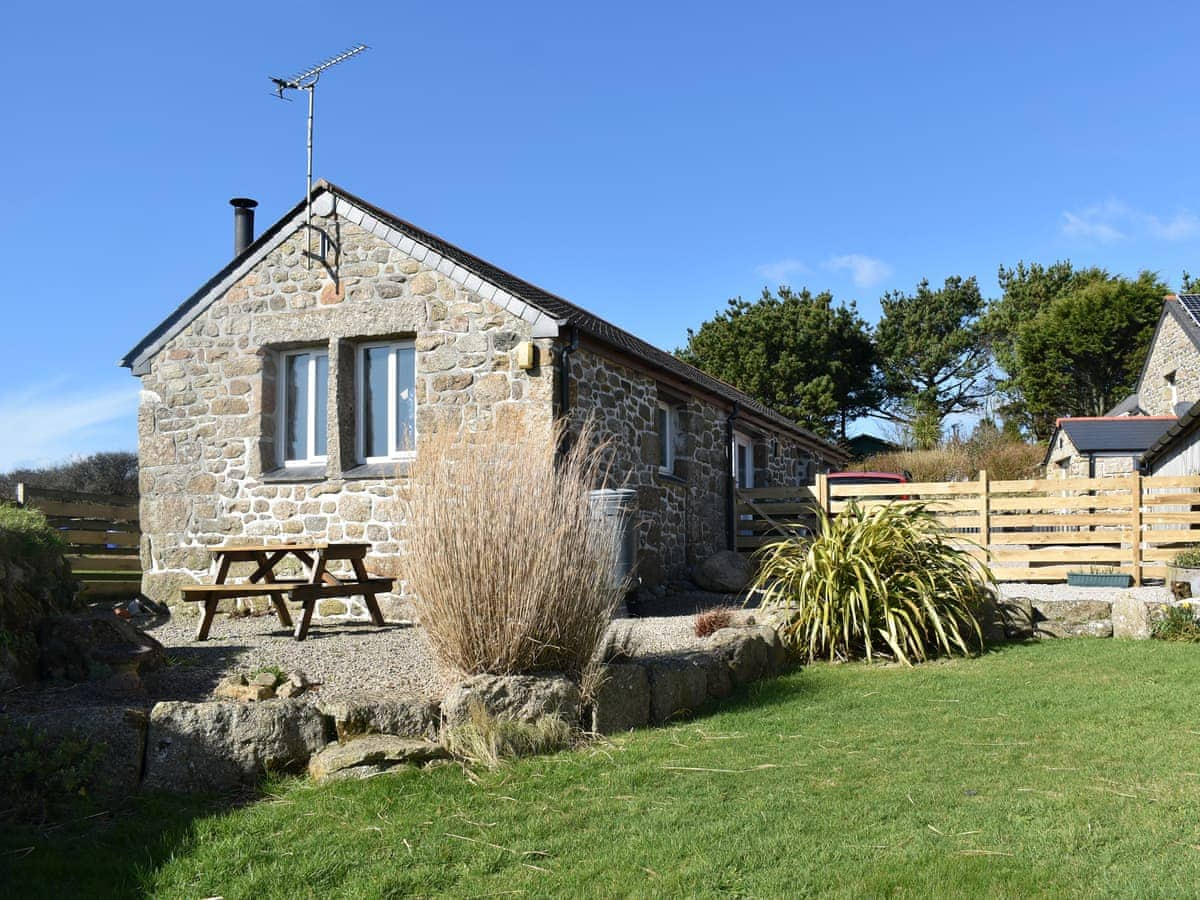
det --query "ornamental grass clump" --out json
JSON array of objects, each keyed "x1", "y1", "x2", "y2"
[
  {"x1": 752, "y1": 501, "x2": 990, "y2": 665},
  {"x1": 400, "y1": 420, "x2": 624, "y2": 678}
]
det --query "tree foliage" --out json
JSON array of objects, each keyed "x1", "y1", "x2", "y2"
[
  {"x1": 0, "y1": 451, "x2": 138, "y2": 500},
  {"x1": 986, "y1": 261, "x2": 1110, "y2": 428},
  {"x1": 1009, "y1": 271, "x2": 1166, "y2": 435},
  {"x1": 873, "y1": 276, "x2": 990, "y2": 446},
  {"x1": 677, "y1": 287, "x2": 878, "y2": 437}
]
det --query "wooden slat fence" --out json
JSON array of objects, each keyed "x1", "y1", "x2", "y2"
[
  {"x1": 15, "y1": 484, "x2": 142, "y2": 596},
  {"x1": 737, "y1": 472, "x2": 1200, "y2": 585}
]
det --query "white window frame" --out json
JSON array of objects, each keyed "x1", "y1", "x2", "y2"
[
  {"x1": 733, "y1": 432, "x2": 755, "y2": 489},
  {"x1": 278, "y1": 348, "x2": 329, "y2": 468},
  {"x1": 657, "y1": 400, "x2": 678, "y2": 474},
  {"x1": 1167, "y1": 370, "x2": 1178, "y2": 406},
  {"x1": 356, "y1": 339, "x2": 417, "y2": 464}
]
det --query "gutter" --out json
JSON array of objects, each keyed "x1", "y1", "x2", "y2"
[{"x1": 725, "y1": 401, "x2": 740, "y2": 552}]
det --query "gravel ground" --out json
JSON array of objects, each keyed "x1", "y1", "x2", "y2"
[
  {"x1": 7, "y1": 581, "x2": 1166, "y2": 716},
  {"x1": 2, "y1": 603, "x2": 724, "y2": 714}
]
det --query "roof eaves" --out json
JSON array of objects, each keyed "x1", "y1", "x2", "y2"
[{"x1": 1142, "y1": 398, "x2": 1200, "y2": 467}]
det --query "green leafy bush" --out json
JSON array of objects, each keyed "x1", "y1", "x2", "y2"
[
  {"x1": 0, "y1": 718, "x2": 104, "y2": 823},
  {"x1": 752, "y1": 502, "x2": 989, "y2": 665},
  {"x1": 1172, "y1": 547, "x2": 1200, "y2": 569},
  {"x1": 1151, "y1": 605, "x2": 1200, "y2": 643}
]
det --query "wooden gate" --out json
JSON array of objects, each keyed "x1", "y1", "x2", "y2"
[{"x1": 16, "y1": 484, "x2": 142, "y2": 597}]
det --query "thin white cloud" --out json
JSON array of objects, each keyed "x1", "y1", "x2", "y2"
[
  {"x1": 1060, "y1": 200, "x2": 1200, "y2": 243},
  {"x1": 1144, "y1": 210, "x2": 1200, "y2": 240},
  {"x1": 824, "y1": 254, "x2": 894, "y2": 288},
  {"x1": 755, "y1": 258, "x2": 808, "y2": 283},
  {"x1": 0, "y1": 382, "x2": 138, "y2": 471}
]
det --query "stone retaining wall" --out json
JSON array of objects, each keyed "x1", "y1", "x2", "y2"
[
  {"x1": 996, "y1": 594, "x2": 1186, "y2": 640},
  {"x1": 15, "y1": 623, "x2": 793, "y2": 794}
]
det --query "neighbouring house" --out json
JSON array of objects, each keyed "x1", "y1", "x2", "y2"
[
  {"x1": 1043, "y1": 416, "x2": 1176, "y2": 479},
  {"x1": 1105, "y1": 293, "x2": 1200, "y2": 418},
  {"x1": 844, "y1": 433, "x2": 898, "y2": 461},
  {"x1": 120, "y1": 182, "x2": 846, "y2": 612},
  {"x1": 1141, "y1": 399, "x2": 1200, "y2": 477}
]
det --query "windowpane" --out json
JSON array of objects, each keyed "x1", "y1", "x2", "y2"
[
  {"x1": 657, "y1": 405, "x2": 669, "y2": 469},
  {"x1": 363, "y1": 346, "x2": 390, "y2": 458},
  {"x1": 313, "y1": 353, "x2": 329, "y2": 457},
  {"x1": 395, "y1": 346, "x2": 415, "y2": 452},
  {"x1": 285, "y1": 354, "x2": 309, "y2": 461}
]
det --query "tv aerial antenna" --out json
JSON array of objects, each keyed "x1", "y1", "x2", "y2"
[{"x1": 271, "y1": 43, "x2": 368, "y2": 266}]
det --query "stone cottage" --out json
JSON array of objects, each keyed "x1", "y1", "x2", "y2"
[
  {"x1": 1104, "y1": 293, "x2": 1200, "y2": 419},
  {"x1": 1043, "y1": 416, "x2": 1175, "y2": 479},
  {"x1": 120, "y1": 182, "x2": 846, "y2": 612}
]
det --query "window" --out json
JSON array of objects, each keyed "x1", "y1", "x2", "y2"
[
  {"x1": 657, "y1": 401, "x2": 679, "y2": 474},
  {"x1": 357, "y1": 341, "x2": 416, "y2": 461},
  {"x1": 279, "y1": 349, "x2": 329, "y2": 466},
  {"x1": 733, "y1": 432, "x2": 755, "y2": 489},
  {"x1": 1167, "y1": 370, "x2": 1178, "y2": 406}
]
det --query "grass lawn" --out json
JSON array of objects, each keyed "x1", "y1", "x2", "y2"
[{"x1": 6, "y1": 639, "x2": 1200, "y2": 897}]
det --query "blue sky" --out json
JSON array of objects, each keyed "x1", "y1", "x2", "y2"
[{"x1": 3, "y1": 0, "x2": 1199, "y2": 468}]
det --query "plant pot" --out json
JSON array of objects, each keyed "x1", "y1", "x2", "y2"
[
  {"x1": 1168, "y1": 566, "x2": 1200, "y2": 599},
  {"x1": 1067, "y1": 572, "x2": 1133, "y2": 588}
]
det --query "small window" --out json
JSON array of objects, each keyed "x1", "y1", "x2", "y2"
[
  {"x1": 657, "y1": 401, "x2": 679, "y2": 474},
  {"x1": 358, "y1": 340, "x2": 416, "y2": 462},
  {"x1": 1167, "y1": 370, "x2": 1178, "y2": 406},
  {"x1": 279, "y1": 348, "x2": 329, "y2": 466}
]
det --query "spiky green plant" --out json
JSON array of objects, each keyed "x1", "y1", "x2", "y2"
[{"x1": 752, "y1": 501, "x2": 990, "y2": 665}]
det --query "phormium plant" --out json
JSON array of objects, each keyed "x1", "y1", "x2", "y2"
[{"x1": 751, "y1": 501, "x2": 990, "y2": 665}]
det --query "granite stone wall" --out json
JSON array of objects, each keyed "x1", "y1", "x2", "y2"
[
  {"x1": 568, "y1": 347, "x2": 818, "y2": 583},
  {"x1": 1139, "y1": 309, "x2": 1200, "y2": 415},
  {"x1": 1045, "y1": 431, "x2": 1137, "y2": 479},
  {"x1": 136, "y1": 216, "x2": 556, "y2": 614}
]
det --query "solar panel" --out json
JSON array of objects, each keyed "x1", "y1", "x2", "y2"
[{"x1": 1178, "y1": 293, "x2": 1200, "y2": 328}]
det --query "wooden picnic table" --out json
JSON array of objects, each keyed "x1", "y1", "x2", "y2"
[{"x1": 181, "y1": 541, "x2": 393, "y2": 641}]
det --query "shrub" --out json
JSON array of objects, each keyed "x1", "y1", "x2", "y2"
[
  {"x1": 1151, "y1": 605, "x2": 1200, "y2": 642},
  {"x1": 854, "y1": 437, "x2": 1043, "y2": 482},
  {"x1": 694, "y1": 606, "x2": 734, "y2": 637},
  {"x1": 1172, "y1": 547, "x2": 1200, "y2": 569},
  {"x1": 0, "y1": 451, "x2": 138, "y2": 501},
  {"x1": 0, "y1": 718, "x2": 104, "y2": 823},
  {"x1": 400, "y1": 420, "x2": 624, "y2": 678},
  {"x1": 752, "y1": 502, "x2": 989, "y2": 665},
  {"x1": 443, "y1": 701, "x2": 575, "y2": 768},
  {"x1": 0, "y1": 504, "x2": 78, "y2": 641}
]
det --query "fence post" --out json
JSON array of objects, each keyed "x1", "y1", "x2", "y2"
[
  {"x1": 1130, "y1": 472, "x2": 1143, "y2": 587},
  {"x1": 816, "y1": 472, "x2": 830, "y2": 518},
  {"x1": 978, "y1": 469, "x2": 990, "y2": 565}
]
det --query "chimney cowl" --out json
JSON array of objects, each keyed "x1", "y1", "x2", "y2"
[{"x1": 230, "y1": 197, "x2": 258, "y2": 256}]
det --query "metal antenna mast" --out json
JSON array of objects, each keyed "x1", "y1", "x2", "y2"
[{"x1": 271, "y1": 43, "x2": 368, "y2": 266}]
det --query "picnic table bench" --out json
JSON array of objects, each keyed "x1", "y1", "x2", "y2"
[{"x1": 181, "y1": 541, "x2": 393, "y2": 641}]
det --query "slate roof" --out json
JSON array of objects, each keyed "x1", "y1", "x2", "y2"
[
  {"x1": 1056, "y1": 417, "x2": 1177, "y2": 453},
  {"x1": 1104, "y1": 393, "x2": 1144, "y2": 417},
  {"x1": 120, "y1": 180, "x2": 845, "y2": 461}
]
